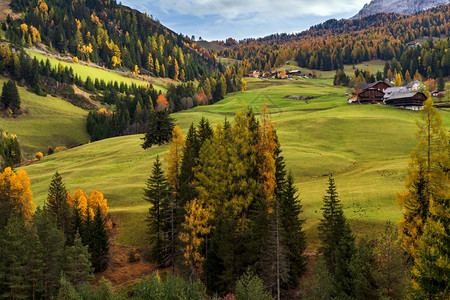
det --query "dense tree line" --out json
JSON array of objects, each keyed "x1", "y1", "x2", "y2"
[
  {"x1": 219, "y1": 5, "x2": 450, "y2": 79},
  {"x1": 6, "y1": 0, "x2": 216, "y2": 80},
  {"x1": 144, "y1": 106, "x2": 307, "y2": 297},
  {"x1": 0, "y1": 168, "x2": 110, "y2": 298}
]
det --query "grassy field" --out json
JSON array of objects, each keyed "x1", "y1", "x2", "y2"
[
  {"x1": 278, "y1": 60, "x2": 386, "y2": 85},
  {"x1": 0, "y1": 76, "x2": 90, "y2": 158},
  {"x1": 21, "y1": 76, "x2": 450, "y2": 249},
  {"x1": 25, "y1": 49, "x2": 167, "y2": 93}
]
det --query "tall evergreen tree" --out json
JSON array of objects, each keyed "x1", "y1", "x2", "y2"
[
  {"x1": 0, "y1": 80, "x2": 20, "y2": 111},
  {"x1": 0, "y1": 217, "x2": 32, "y2": 299},
  {"x1": 144, "y1": 156, "x2": 170, "y2": 265},
  {"x1": 318, "y1": 175, "x2": 357, "y2": 298},
  {"x1": 141, "y1": 110, "x2": 175, "y2": 149},
  {"x1": 179, "y1": 123, "x2": 200, "y2": 210},
  {"x1": 64, "y1": 232, "x2": 94, "y2": 285},
  {"x1": 47, "y1": 171, "x2": 73, "y2": 238},
  {"x1": 33, "y1": 207, "x2": 66, "y2": 298},
  {"x1": 197, "y1": 117, "x2": 213, "y2": 145},
  {"x1": 280, "y1": 172, "x2": 306, "y2": 286},
  {"x1": 88, "y1": 205, "x2": 109, "y2": 272}
]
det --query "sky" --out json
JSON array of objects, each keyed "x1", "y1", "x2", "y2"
[{"x1": 119, "y1": 0, "x2": 370, "y2": 41}]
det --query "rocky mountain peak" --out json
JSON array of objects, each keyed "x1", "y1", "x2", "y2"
[{"x1": 352, "y1": 0, "x2": 449, "y2": 19}]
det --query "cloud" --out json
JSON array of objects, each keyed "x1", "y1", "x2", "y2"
[{"x1": 153, "y1": 0, "x2": 368, "y2": 19}]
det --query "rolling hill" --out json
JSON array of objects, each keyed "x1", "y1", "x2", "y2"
[
  {"x1": 21, "y1": 77, "x2": 450, "y2": 248},
  {"x1": 0, "y1": 75, "x2": 89, "y2": 158}
]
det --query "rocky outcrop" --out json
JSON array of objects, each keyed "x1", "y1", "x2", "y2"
[{"x1": 352, "y1": 0, "x2": 449, "y2": 19}]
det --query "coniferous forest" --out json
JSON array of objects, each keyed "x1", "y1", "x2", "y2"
[{"x1": 0, "y1": 0, "x2": 449, "y2": 299}]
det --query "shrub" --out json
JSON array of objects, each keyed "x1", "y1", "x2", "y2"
[
  {"x1": 35, "y1": 152, "x2": 43, "y2": 160},
  {"x1": 235, "y1": 269, "x2": 274, "y2": 300}
]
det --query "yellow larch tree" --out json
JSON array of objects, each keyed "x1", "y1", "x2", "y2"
[
  {"x1": 0, "y1": 167, "x2": 35, "y2": 227},
  {"x1": 397, "y1": 98, "x2": 449, "y2": 259},
  {"x1": 179, "y1": 198, "x2": 211, "y2": 279},
  {"x1": 165, "y1": 125, "x2": 185, "y2": 195},
  {"x1": 255, "y1": 103, "x2": 277, "y2": 205}
]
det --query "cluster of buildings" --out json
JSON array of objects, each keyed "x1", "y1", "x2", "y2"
[
  {"x1": 244, "y1": 69, "x2": 314, "y2": 79},
  {"x1": 348, "y1": 80, "x2": 428, "y2": 110}
]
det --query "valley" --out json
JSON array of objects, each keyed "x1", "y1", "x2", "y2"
[{"x1": 21, "y1": 76, "x2": 450, "y2": 249}]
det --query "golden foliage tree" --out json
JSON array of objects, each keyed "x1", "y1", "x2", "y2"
[
  {"x1": 397, "y1": 98, "x2": 449, "y2": 259},
  {"x1": 0, "y1": 167, "x2": 35, "y2": 227},
  {"x1": 410, "y1": 197, "x2": 450, "y2": 299},
  {"x1": 179, "y1": 199, "x2": 210, "y2": 279},
  {"x1": 255, "y1": 103, "x2": 277, "y2": 205}
]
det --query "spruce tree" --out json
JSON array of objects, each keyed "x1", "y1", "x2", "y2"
[
  {"x1": 280, "y1": 172, "x2": 306, "y2": 285},
  {"x1": 33, "y1": 207, "x2": 66, "y2": 298},
  {"x1": 0, "y1": 217, "x2": 32, "y2": 299},
  {"x1": 318, "y1": 175, "x2": 347, "y2": 273},
  {"x1": 64, "y1": 232, "x2": 94, "y2": 285},
  {"x1": 88, "y1": 206, "x2": 109, "y2": 272},
  {"x1": 144, "y1": 156, "x2": 170, "y2": 264},
  {"x1": 197, "y1": 117, "x2": 213, "y2": 145},
  {"x1": 179, "y1": 123, "x2": 200, "y2": 211},
  {"x1": 0, "y1": 80, "x2": 20, "y2": 111},
  {"x1": 318, "y1": 175, "x2": 357, "y2": 298},
  {"x1": 47, "y1": 171, "x2": 73, "y2": 238},
  {"x1": 141, "y1": 110, "x2": 175, "y2": 148}
]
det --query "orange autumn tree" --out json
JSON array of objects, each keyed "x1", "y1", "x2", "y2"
[
  {"x1": 68, "y1": 188, "x2": 108, "y2": 220},
  {"x1": 156, "y1": 94, "x2": 169, "y2": 111},
  {"x1": 0, "y1": 167, "x2": 35, "y2": 228}
]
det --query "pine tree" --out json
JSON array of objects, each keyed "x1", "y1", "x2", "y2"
[
  {"x1": 0, "y1": 80, "x2": 21, "y2": 111},
  {"x1": 47, "y1": 171, "x2": 73, "y2": 238},
  {"x1": 141, "y1": 110, "x2": 175, "y2": 148},
  {"x1": 88, "y1": 205, "x2": 109, "y2": 272},
  {"x1": 144, "y1": 156, "x2": 170, "y2": 265},
  {"x1": 64, "y1": 232, "x2": 94, "y2": 285},
  {"x1": 197, "y1": 117, "x2": 213, "y2": 145},
  {"x1": 33, "y1": 207, "x2": 66, "y2": 298},
  {"x1": 0, "y1": 217, "x2": 32, "y2": 299},
  {"x1": 318, "y1": 175, "x2": 347, "y2": 273},
  {"x1": 318, "y1": 175, "x2": 357, "y2": 298},
  {"x1": 280, "y1": 172, "x2": 306, "y2": 285},
  {"x1": 179, "y1": 124, "x2": 200, "y2": 214}
]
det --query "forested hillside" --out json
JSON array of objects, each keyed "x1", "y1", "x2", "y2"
[
  {"x1": 5, "y1": 0, "x2": 217, "y2": 80},
  {"x1": 219, "y1": 5, "x2": 450, "y2": 78}
]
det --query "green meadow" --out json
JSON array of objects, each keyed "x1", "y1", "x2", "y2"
[
  {"x1": 0, "y1": 76, "x2": 90, "y2": 158},
  {"x1": 21, "y1": 76, "x2": 450, "y2": 249},
  {"x1": 25, "y1": 49, "x2": 167, "y2": 93}
]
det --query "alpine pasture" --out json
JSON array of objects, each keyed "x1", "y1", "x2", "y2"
[{"x1": 21, "y1": 76, "x2": 449, "y2": 248}]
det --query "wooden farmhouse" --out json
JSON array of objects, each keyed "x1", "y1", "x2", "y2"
[
  {"x1": 350, "y1": 81, "x2": 427, "y2": 109},
  {"x1": 356, "y1": 81, "x2": 391, "y2": 104}
]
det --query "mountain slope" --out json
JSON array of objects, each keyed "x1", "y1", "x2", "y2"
[{"x1": 352, "y1": 0, "x2": 449, "y2": 19}]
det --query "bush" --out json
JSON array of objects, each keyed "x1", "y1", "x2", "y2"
[
  {"x1": 35, "y1": 152, "x2": 43, "y2": 160},
  {"x1": 235, "y1": 268, "x2": 274, "y2": 300}
]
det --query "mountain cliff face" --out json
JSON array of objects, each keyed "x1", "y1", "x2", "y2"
[{"x1": 352, "y1": 0, "x2": 449, "y2": 19}]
